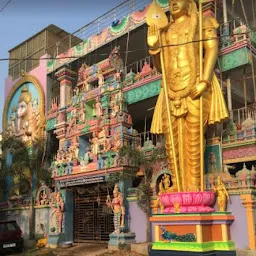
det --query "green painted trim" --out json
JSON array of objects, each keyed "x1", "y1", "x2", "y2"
[
  {"x1": 46, "y1": 118, "x2": 57, "y2": 131},
  {"x1": 218, "y1": 47, "x2": 249, "y2": 72},
  {"x1": 152, "y1": 241, "x2": 236, "y2": 252},
  {"x1": 126, "y1": 196, "x2": 137, "y2": 202},
  {"x1": 125, "y1": 79, "x2": 161, "y2": 104},
  {"x1": 222, "y1": 139, "x2": 256, "y2": 149},
  {"x1": 156, "y1": 0, "x2": 169, "y2": 8}
]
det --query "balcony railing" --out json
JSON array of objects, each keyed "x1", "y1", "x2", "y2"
[
  {"x1": 231, "y1": 104, "x2": 256, "y2": 125},
  {"x1": 219, "y1": 17, "x2": 255, "y2": 49},
  {"x1": 138, "y1": 131, "x2": 165, "y2": 149},
  {"x1": 46, "y1": 0, "x2": 153, "y2": 57},
  {"x1": 124, "y1": 56, "x2": 153, "y2": 75}
]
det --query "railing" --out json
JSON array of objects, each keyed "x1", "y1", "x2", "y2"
[
  {"x1": 124, "y1": 56, "x2": 153, "y2": 75},
  {"x1": 219, "y1": 17, "x2": 254, "y2": 49},
  {"x1": 138, "y1": 131, "x2": 165, "y2": 148},
  {"x1": 231, "y1": 104, "x2": 256, "y2": 125},
  {"x1": 10, "y1": 0, "x2": 152, "y2": 77},
  {"x1": 45, "y1": 0, "x2": 152, "y2": 56}
]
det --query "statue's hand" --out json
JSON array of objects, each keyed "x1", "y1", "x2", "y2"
[
  {"x1": 190, "y1": 82, "x2": 207, "y2": 100},
  {"x1": 147, "y1": 24, "x2": 159, "y2": 48}
]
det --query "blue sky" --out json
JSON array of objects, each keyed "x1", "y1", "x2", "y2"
[{"x1": 0, "y1": 0, "x2": 123, "y2": 132}]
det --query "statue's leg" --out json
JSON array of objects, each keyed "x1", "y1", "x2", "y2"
[
  {"x1": 185, "y1": 94, "x2": 210, "y2": 191},
  {"x1": 164, "y1": 116, "x2": 180, "y2": 191}
]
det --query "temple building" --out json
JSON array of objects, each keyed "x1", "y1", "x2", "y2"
[{"x1": 1, "y1": 0, "x2": 256, "y2": 255}]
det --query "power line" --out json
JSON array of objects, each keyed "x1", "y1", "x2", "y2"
[
  {"x1": 0, "y1": 31, "x2": 255, "y2": 62},
  {"x1": 0, "y1": 0, "x2": 13, "y2": 13}
]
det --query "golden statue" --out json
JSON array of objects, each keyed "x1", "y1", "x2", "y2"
[
  {"x1": 146, "y1": 0, "x2": 228, "y2": 192},
  {"x1": 213, "y1": 176, "x2": 229, "y2": 212}
]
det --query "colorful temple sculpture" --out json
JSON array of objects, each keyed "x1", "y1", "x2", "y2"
[{"x1": 1, "y1": 0, "x2": 256, "y2": 255}]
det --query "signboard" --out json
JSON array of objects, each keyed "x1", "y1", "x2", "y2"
[{"x1": 57, "y1": 175, "x2": 106, "y2": 188}]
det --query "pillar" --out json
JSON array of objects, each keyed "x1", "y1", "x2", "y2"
[
  {"x1": 60, "y1": 188, "x2": 74, "y2": 242},
  {"x1": 223, "y1": 0, "x2": 228, "y2": 23},
  {"x1": 241, "y1": 194, "x2": 256, "y2": 250},
  {"x1": 226, "y1": 78, "x2": 233, "y2": 119},
  {"x1": 119, "y1": 179, "x2": 132, "y2": 232},
  {"x1": 196, "y1": 224, "x2": 203, "y2": 243},
  {"x1": 55, "y1": 67, "x2": 76, "y2": 109},
  {"x1": 54, "y1": 67, "x2": 76, "y2": 140}
]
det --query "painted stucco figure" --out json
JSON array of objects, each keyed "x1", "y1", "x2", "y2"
[
  {"x1": 106, "y1": 184, "x2": 125, "y2": 233},
  {"x1": 147, "y1": 0, "x2": 228, "y2": 191},
  {"x1": 213, "y1": 176, "x2": 229, "y2": 212},
  {"x1": 6, "y1": 84, "x2": 45, "y2": 145},
  {"x1": 50, "y1": 191, "x2": 64, "y2": 233}
]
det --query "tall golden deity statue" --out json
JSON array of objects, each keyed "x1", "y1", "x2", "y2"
[{"x1": 147, "y1": 0, "x2": 228, "y2": 192}]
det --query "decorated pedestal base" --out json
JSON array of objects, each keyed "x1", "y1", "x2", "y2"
[
  {"x1": 150, "y1": 192, "x2": 236, "y2": 256},
  {"x1": 47, "y1": 233, "x2": 66, "y2": 249},
  {"x1": 108, "y1": 232, "x2": 136, "y2": 250}
]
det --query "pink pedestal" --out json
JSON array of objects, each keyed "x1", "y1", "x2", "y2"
[{"x1": 159, "y1": 191, "x2": 216, "y2": 213}]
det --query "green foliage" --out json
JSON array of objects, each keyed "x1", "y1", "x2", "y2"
[
  {"x1": 107, "y1": 145, "x2": 165, "y2": 216},
  {"x1": 1, "y1": 137, "x2": 51, "y2": 187}
]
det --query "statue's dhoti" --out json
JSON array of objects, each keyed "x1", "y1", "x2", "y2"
[{"x1": 151, "y1": 74, "x2": 228, "y2": 191}]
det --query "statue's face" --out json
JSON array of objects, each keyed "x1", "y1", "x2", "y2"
[
  {"x1": 17, "y1": 101, "x2": 28, "y2": 118},
  {"x1": 169, "y1": 0, "x2": 190, "y2": 18}
]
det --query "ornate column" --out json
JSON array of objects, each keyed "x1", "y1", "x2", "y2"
[
  {"x1": 241, "y1": 194, "x2": 256, "y2": 250},
  {"x1": 54, "y1": 67, "x2": 76, "y2": 140},
  {"x1": 55, "y1": 67, "x2": 76, "y2": 109}
]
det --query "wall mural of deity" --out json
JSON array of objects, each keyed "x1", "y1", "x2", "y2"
[{"x1": 3, "y1": 74, "x2": 45, "y2": 145}]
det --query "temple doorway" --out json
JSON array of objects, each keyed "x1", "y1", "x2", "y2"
[{"x1": 74, "y1": 183, "x2": 114, "y2": 242}]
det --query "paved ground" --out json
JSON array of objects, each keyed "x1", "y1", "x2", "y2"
[{"x1": 5, "y1": 243, "x2": 144, "y2": 256}]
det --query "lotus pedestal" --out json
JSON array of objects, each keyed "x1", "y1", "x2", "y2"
[{"x1": 149, "y1": 192, "x2": 236, "y2": 256}]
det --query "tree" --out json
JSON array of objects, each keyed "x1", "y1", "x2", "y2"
[
  {"x1": 1, "y1": 136, "x2": 51, "y2": 240},
  {"x1": 107, "y1": 145, "x2": 165, "y2": 242}
]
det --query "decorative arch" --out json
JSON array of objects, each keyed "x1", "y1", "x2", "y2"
[
  {"x1": 151, "y1": 169, "x2": 171, "y2": 194},
  {"x1": 2, "y1": 72, "x2": 45, "y2": 132}
]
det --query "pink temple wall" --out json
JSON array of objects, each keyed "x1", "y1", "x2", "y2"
[{"x1": 4, "y1": 54, "x2": 50, "y2": 111}]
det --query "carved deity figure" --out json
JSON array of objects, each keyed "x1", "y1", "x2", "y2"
[
  {"x1": 112, "y1": 131, "x2": 121, "y2": 152},
  {"x1": 97, "y1": 69, "x2": 105, "y2": 87},
  {"x1": 79, "y1": 103, "x2": 86, "y2": 122},
  {"x1": 95, "y1": 97, "x2": 103, "y2": 118},
  {"x1": 106, "y1": 184, "x2": 125, "y2": 233},
  {"x1": 15, "y1": 86, "x2": 33, "y2": 142},
  {"x1": 6, "y1": 85, "x2": 44, "y2": 144},
  {"x1": 91, "y1": 132, "x2": 99, "y2": 156},
  {"x1": 40, "y1": 190, "x2": 49, "y2": 205},
  {"x1": 78, "y1": 63, "x2": 88, "y2": 83},
  {"x1": 67, "y1": 109, "x2": 77, "y2": 136},
  {"x1": 158, "y1": 173, "x2": 172, "y2": 194},
  {"x1": 50, "y1": 191, "x2": 64, "y2": 233},
  {"x1": 212, "y1": 176, "x2": 229, "y2": 212},
  {"x1": 147, "y1": 0, "x2": 228, "y2": 191}
]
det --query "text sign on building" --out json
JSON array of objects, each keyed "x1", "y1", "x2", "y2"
[{"x1": 57, "y1": 175, "x2": 106, "y2": 187}]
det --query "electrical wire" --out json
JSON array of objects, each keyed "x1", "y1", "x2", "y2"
[
  {"x1": 0, "y1": 0, "x2": 13, "y2": 13},
  {"x1": 0, "y1": 30, "x2": 255, "y2": 62}
]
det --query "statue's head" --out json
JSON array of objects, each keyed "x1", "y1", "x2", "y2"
[
  {"x1": 17, "y1": 86, "x2": 32, "y2": 118},
  {"x1": 113, "y1": 184, "x2": 120, "y2": 198},
  {"x1": 217, "y1": 176, "x2": 222, "y2": 185},
  {"x1": 169, "y1": 0, "x2": 194, "y2": 18}
]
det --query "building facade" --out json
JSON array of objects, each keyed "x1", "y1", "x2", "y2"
[{"x1": 1, "y1": 0, "x2": 256, "y2": 253}]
